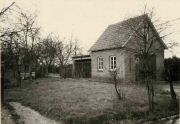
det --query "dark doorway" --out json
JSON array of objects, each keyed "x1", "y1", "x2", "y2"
[{"x1": 74, "y1": 59, "x2": 91, "y2": 78}]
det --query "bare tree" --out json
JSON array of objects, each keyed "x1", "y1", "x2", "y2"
[
  {"x1": 38, "y1": 34, "x2": 57, "y2": 75},
  {"x1": 55, "y1": 36, "x2": 76, "y2": 78},
  {"x1": 124, "y1": 7, "x2": 180, "y2": 111},
  {"x1": 15, "y1": 11, "x2": 40, "y2": 79},
  {"x1": 1, "y1": 6, "x2": 40, "y2": 81},
  {"x1": 109, "y1": 69, "x2": 125, "y2": 100},
  {"x1": 35, "y1": 34, "x2": 81, "y2": 77},
  {"x1": 126, "y1": 14, "x2": 159, "y2": 111},
  {"x1": 74, "y1": 38, "x2": 82, "y2": 56},
  {"x1": 0, "y1": 2, "x2": 18, "y2": 105},
  {"x1": 164, "y1": 57, "x2": 179, "y2": 108},
  {"x1": 0, "y1": 2, "x2": 15, "y2": 17},
  {"x1": 1, "y1": 31, "x2": 22, "y2": 88}
]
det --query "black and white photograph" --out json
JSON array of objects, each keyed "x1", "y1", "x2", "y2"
[{"x1": 1, "y1": 0, "x2": 180, "y2": 124}]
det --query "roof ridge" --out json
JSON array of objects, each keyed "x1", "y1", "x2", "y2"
[{"x1": 110, "y1": 14, "x2": 148, "y2": 26}]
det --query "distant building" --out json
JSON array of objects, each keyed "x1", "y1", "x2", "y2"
[{"x1": 72, "y1": 15, "x2": 167, "y2": 82}]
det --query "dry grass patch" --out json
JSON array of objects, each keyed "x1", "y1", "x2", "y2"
[{"x1": 4, "y1": 78, "x2": 178, "y2": 123}]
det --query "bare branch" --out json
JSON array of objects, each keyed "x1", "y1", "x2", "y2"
[{"x1": 0, "y1": 2, "x2": 15, "y2": 16}]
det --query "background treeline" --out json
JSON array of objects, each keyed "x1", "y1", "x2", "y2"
[
  {"x1": 1, "y1": 7, "x2": 81, "y2": 86},
  {"x1": 164, "y1": 56, "x2": 180, "y2": 81}
]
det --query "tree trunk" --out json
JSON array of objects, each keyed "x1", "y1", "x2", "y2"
[
  {"x1": 28, "y1": 65, "x2": 32, "y2": 80},
  {"x1": 113, "y1": 74, "x2": 122, "y2": 99},
  {"x1": 17, "y1": 70, "x2": 21, "y2": 87},
  {"x1": 151, "y1": 85, "x2": 154, "y2": 110},
  {"x1": 169, "y1": 80, "x2": 178, "y2": 107},
  {"x1": 59, "y1": 65, "x2": 65, "y2": 78},
  {"x1": 45, "y1": 67, "x2": 49, "y2": 76},
  {"x1": 146, "y1": 78, "x2": 154, "y2": 111},
  {"x1": 1, "y1": 63, "x2": 5, "y2": 105},
  {"x1": 16, "y1": 63, "x2": 21, "y2": 87},
  {"x1": 147, "y1": 86, "x2": 152, "y2": 111}
]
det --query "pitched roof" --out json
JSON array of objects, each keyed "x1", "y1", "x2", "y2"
[{"x1": 89, "y1": 15, "x2": 165, "y2": 52}]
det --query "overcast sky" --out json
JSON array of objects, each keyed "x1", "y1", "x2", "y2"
[{"x1": 1, "y1": 0, "x2": 180, "y2": 58}]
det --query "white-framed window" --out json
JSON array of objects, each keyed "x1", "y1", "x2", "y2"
[
  {"x1": 97, "y1": 57, "x2": 103, "y2": 71},
  {"x1": 109, "y1": 56, "x2": 116, "y2": 70}
]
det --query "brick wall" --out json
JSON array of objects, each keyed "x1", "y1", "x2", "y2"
[
  {"x1": 124, "y1": 50, "x2": 136, "y2": 83},
  {"x1": 156, "y1": 51, "x2": 164, "y2": 80},
  {"x1": 90, "y1": 48, "x2": 164, "y2": 83},
  {"x1": 90, "y1": 49, "x2": 126, "y2": 82}
]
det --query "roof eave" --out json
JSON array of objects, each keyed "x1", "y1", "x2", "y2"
[{"x1": 90, "y1": 46, "x2": 123, "y2": 52}]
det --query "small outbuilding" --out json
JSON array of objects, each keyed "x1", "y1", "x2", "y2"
[
  {"x1": 72, "y1": 15, "x2": 167, "y2": 83},
  {"x1": 72, "y1": 55, "x2": 91, "y2": 78}
]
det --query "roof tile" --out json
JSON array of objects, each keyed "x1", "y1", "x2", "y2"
[{"x1": 89, "y1": 15, "x2": 147, "y2": 51}]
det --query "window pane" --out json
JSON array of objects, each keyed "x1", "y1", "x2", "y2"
[
  {"x1": 114, "y1": 56, "x2": 116, "y2": 69},
  {"x1": 110, "y1": 56, "x2": 116, "y2": 70},
  {"x1": 98, "y1": 57, "x2": 103, "y2": 70}
]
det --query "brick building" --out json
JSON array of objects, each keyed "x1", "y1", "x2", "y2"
[{"x1": 73, "y1": 15, "x2": 167, "y2": 82}]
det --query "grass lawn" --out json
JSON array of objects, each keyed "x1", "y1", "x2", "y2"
[{"x1": 4, "y1": 78, "x2": 179, "y2": 123}]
